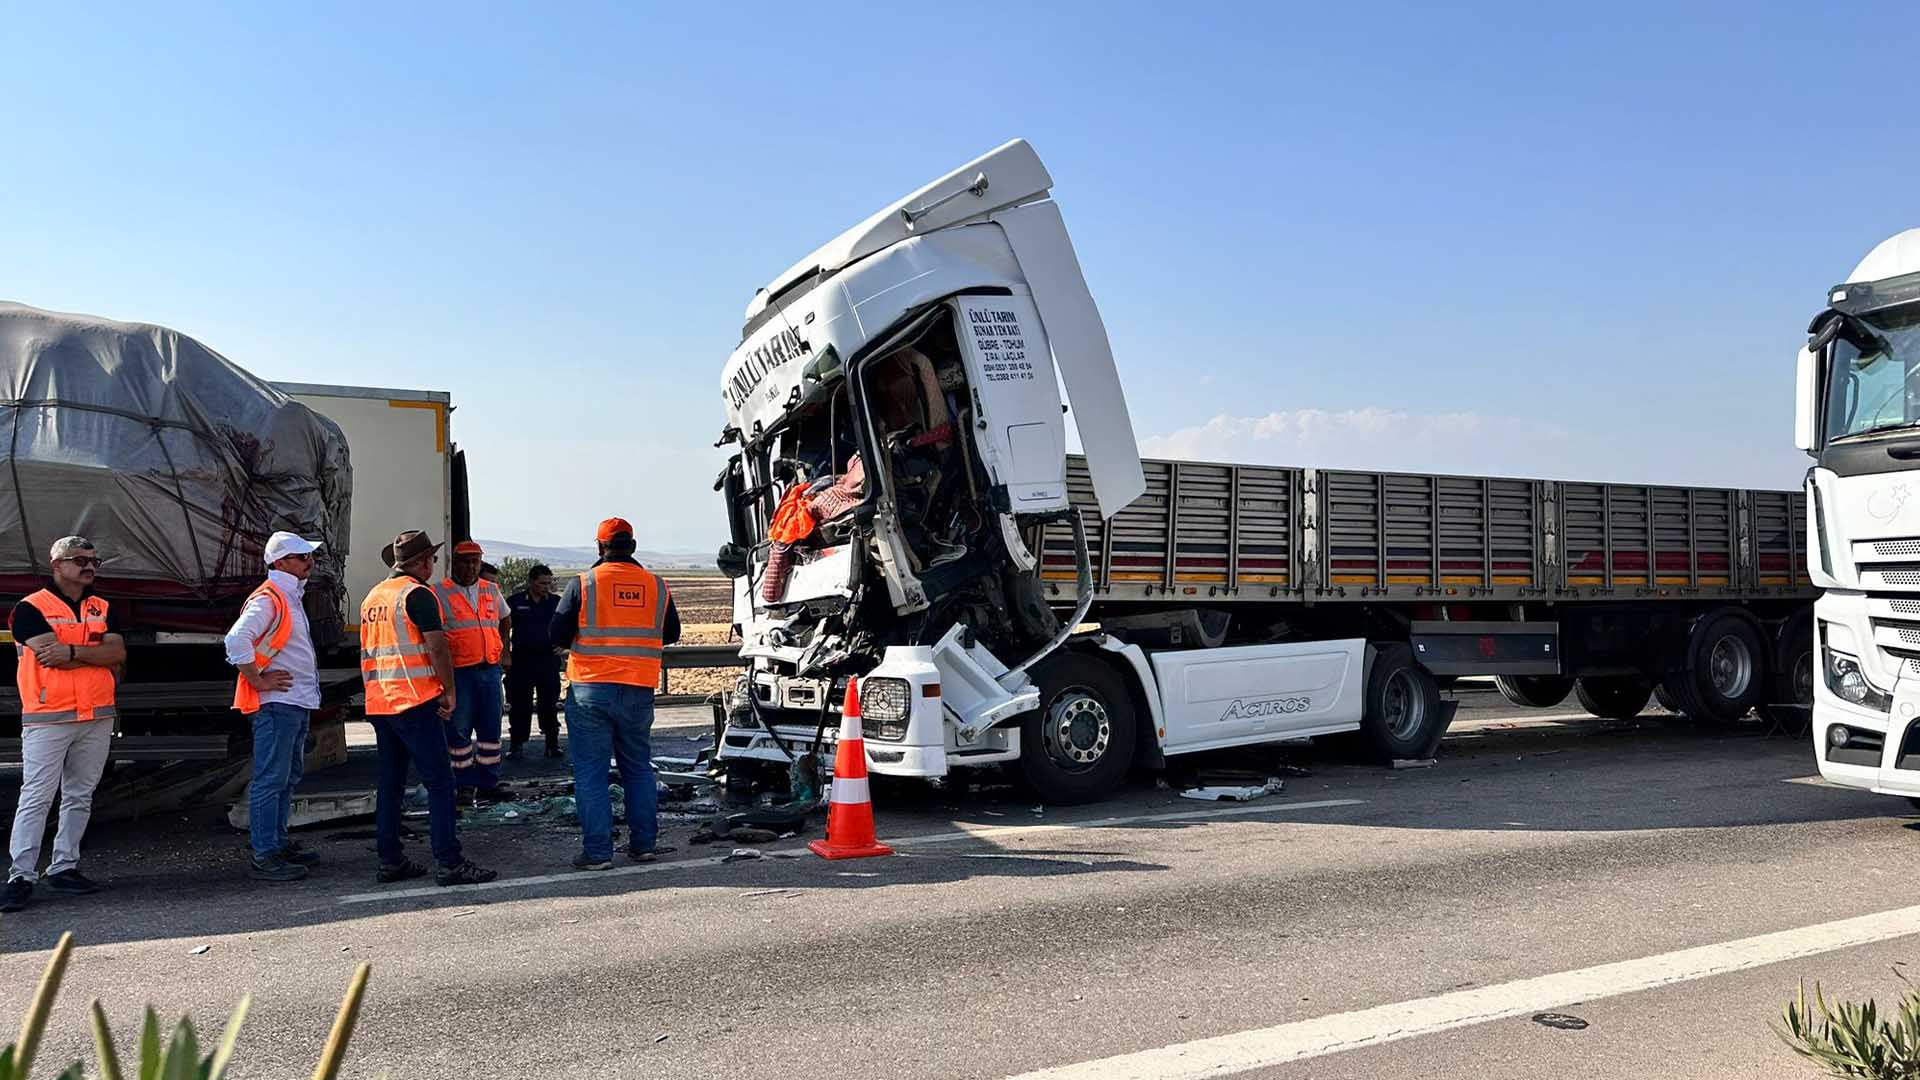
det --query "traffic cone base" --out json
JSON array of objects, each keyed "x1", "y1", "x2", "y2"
[{"x1": 808, "y1": 679, "x2": 893, "y2": 860}]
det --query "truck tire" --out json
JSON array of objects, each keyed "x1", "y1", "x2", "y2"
[
  {"x1": 1574, "y1": 676, "x2": 1652, "y2": 719},
  {"x1": 1669, "y1": 611, "x2": 1769, "y2": 724},
  {"x1": 1493, "y1": 675, "x2": 1575, "y2": 709},
  {"x1": 1360, "y1": 645, "x2": 1447, "y2": 761},
  {"x1": 1016, "y1": 652, "x2": 1138, "y2": 805},
  {"x1": 1756, "y1": 613, "x2": 1814, "y2": 737}
]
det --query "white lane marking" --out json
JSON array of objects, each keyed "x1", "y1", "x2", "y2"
[
  {"x1": 334, "y1": 797, "x2": 1367, "y2": 904},
  {"x1": 1000, "y1": 903, "x2": 1920, "y2": 1080}
]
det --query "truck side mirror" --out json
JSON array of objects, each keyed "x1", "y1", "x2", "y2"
[
  {"x1": 716, "y1": 543, "x2": 750, "y2": 579},
  {"x1": 1794, "y1": 345, "x2": 1820, "y2": 453}
]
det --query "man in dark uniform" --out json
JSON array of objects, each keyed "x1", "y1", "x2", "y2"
[{"x1": 504, "y1": 563, "x2": 563, "y2": 759}]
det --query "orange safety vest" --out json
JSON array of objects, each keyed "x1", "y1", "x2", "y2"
[
  {"x1": 566, "y1": 563, "x2": 669, "y2": 688},
  {"x1": 359, "y1": 576, "x2": 443, "y2": 716},
  {"x1": 15, "y1": 589, "x2": 116, "y2": 726},
  {"x1": 433, "y1": 578, "x2": 505, "y2": 667},
  {"x1": 231, "y1": 580, "x2": 295, "y2": 715}
]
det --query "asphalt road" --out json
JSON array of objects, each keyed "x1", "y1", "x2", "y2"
[{"x1": 0, "y1": 690, "x2": 1910, "y2": 1080}]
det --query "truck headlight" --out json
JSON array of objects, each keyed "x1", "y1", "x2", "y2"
[
  {"x1": 859, "y1": 676, "x2": 911, "y2": 740},
  {"x1": 1824, "y1": 648, "x2": 1892, "y2": 712}
]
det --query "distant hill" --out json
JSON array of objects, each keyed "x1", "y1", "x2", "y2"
[{"x1": 477, "y1": 539, "x2": 714, "y2": 570}]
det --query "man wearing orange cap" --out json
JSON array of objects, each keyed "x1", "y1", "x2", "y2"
[
  {"x1": 549, "y1": 517, "x2": 680, "y2": 869},
  {"x1": 435, "y1": 540, "x2": 511, "y2": 796}
]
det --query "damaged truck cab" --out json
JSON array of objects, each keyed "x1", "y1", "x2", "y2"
[{"x1": 714, "y1": 140, "x2": 1154, "y2": 802}]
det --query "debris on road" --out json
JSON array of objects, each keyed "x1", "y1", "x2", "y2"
[
  {"x1": 1391, "y1": 758, "x2": 1438, "y2": 770},
  {"x1": 723, "y1": 848, "x2": 763, "y2": 863},
  {"x1": 1179, "y1": 778, "x2": 1284, "y2": 802},
  {"x1": 1532, "y1": 1012, "x2": 1589, "y2": 1031},
  {"x1": 188, "y1": 944, "x2": 210, "y2": 955},
  {"x1": 741, "y1": 888, "x2": 799, "y2": 899}
]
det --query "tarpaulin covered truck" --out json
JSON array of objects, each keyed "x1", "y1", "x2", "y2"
[
  {"x1": 0, "y1": 302, "x2": 463, "y2": 782},
  {"x1": 711, "y1": 140, "x2": 1817, "y2": 804}
]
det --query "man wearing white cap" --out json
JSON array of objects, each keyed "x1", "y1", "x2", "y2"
[{"x1": 224, "y1": 530, "x2": 324, "y2": 882}]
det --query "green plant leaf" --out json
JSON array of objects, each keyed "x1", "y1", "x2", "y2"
[
  {"x1": 139, "y1": 1009, "x2": 161, "y2": 1080},
  {"x1": 53, "y1": 1062, "x2": 86, "y2": 1080},
  {"x1": 161, "y1": 1018, "x2": 199, "y2": 1080},
  {"x1": 312, "y1": 963, "x2": 371, "y2": 1080},
  {"x1": 14, "y1": 931, "x2": 75, "y2": 1080},
  {"x1": 91, "y1": 1000, "x2": 125, "y2": 1080},
  {"x1": 204, "y1": 995, "x2": 250, "y2": 1080}
]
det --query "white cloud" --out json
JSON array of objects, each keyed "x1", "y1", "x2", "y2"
[{"x1": 1138, "y1": 407, "x2": 1808, "y2": 490}]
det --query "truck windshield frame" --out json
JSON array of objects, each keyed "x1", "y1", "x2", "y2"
[{"x1": 1823, "y1": 305, "x2": 1920, "y2": 446}]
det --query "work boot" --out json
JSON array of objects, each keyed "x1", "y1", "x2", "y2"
[
  {"x1": 277, "y1": 840, "x2": 321, "y2": 866},
  {"x1": 571, "y1": 852, "x2": 613, "y2": 871},
  {"x1": 44, "y1": 869, "x2": 102, "y2": 895},
  {"x1": 249, "y1": 856, "x2": 308, "y2": 883},
  {"x1": 0, "y1": 878, "x2": 31, "y2": 912},
  {"x1": 506, "y1": 743, "x2": 525, "y2": 761},
  {"x1": 436, "y1": 860, "x2": 498, "y2": 886},
  {"x1": 625, "y1": 844, "x2": 676, "y2": 863},
  {"x1": 544, "y1": 744, "x2": 562, "y2": 759},
  {"x1": 376, "y1": 859, "x2": 429, "y2": 884}
]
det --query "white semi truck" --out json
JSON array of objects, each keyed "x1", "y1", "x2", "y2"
[
  {"x1": 1799, "y1": 230, "x2": 1920, "y2": 803},
  {"x1": 714, "y1": 141, "x2": 1815, "y2": 803}
]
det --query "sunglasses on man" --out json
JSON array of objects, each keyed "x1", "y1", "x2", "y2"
[{"x1": 59, "y1": 556, "x2": 101, "y2": 568}]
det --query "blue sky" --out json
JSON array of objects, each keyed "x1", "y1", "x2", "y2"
[{"x1": 2, "y1": 3, "x2": 1910, "y2": 552}]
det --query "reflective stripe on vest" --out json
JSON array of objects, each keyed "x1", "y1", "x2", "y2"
[
  {"x1": 434, "y1": 579, "x2": 504, "y2": 667},
  {"x1": 232, "y1": 580, "x2": 294, "y2": 715},
  {"x1": 566, "y1": 564, "x2": 668, "y2": 687},
  {"x1": 359, "y1": 577, "x2": 444, "y2": 716},
  {"x1": 16, "y1": 589, "x2": 116, "y2": 725}
]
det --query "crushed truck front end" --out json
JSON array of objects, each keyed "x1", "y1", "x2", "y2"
[{"x1": 710, "y1": 140, "x2": 1144, "y2": 793}]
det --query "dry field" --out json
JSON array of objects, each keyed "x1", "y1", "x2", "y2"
[{"x1": 662, "y1": 571, "x2": 739, "y2": 696}]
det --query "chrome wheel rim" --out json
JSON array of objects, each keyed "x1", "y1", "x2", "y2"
[
  {"x1": 1045, "y1": 686, "x2": 1111, "y2": 772},
  {"x1": 1382, "y1": 669, "x2": 1426, "y2": 740},
  {"x1": 1707, "y1": 635, "x2": 1754, "y2": 699}
]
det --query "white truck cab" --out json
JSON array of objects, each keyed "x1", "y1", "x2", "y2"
[
  {"x1": 712, "y1": 141, "x2": 1379, "y2": 803},
  {"x1": 1799, "y1": 229, "x2": 1920, "y2": 802}
]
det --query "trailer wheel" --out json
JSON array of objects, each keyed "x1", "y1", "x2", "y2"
[
  {"x1": 1574, "y1": 676, "x2": 1652, "y2": 720},
  {"x1": 1670, "y1": 611, "x2": 1769, "y2": 724},
  {"x1": 1756, "y1": 614, "x2": 1814, "y2": 737},
  {"x1": 1016, "y1": 652, "x2": 1138, "y2": 805},
  {"x1": 1493, "y1": 675, "x2": 1575, "y2": 709},
  {"x1": 1359, "y1": 645, "x2": 1446, "y2": 761}
]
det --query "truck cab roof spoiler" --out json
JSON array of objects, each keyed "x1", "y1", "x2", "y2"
[{"x1": 745, "y1": 140, "x2": 1055, "y2": 324}]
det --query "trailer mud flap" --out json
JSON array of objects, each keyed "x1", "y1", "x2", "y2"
[{"x1": 1410, "y1": 620, "x2": 1559, "y2": 675}]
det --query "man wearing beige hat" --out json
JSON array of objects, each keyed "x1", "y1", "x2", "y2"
[
  {"x1": 2, "y1": 536, "x2": 126, "y2": 914},
  {"x1": 225, "y1": 530, "x2": 324, "y2": 883},
  {"x1": 360, "y1": 530, "x2": 496, "y2": 888}
]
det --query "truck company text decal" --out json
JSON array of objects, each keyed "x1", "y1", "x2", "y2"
[
  {"x1": 1220, "y1": 696, "x2": 1312, "y2": 721},
  {"x1": 724, "y1": 326, "x2": 807, "y2": 410},
  {"x1": 965, "y1": 306, "x2": 1035, "y2": 383}
]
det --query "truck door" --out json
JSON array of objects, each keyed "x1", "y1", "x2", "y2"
[
  {"x1": 994, "y1": 200, "x2": 1146, "y2": 519},
  {"x1": 950, "y1": 294, "x2": 1070, "y2": 513}
]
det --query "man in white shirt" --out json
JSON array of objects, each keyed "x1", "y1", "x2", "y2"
[{"x1": 224, "y1": 531, "x2": 323, "y2": 882}]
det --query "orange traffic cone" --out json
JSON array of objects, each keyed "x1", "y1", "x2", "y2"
[{"x1": 808, "y1": 678, "x2": 894, "y2": 860}]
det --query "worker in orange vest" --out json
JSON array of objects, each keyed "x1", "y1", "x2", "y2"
[
  {"x1": 435, "y1": 541, "x2": 511, "y2": 797},
  {"x1": 361, "y1": 530, "x2": 496, "y2": 888},
  {"x1": 224, "y1": 531, "x2": 325, "y2": 883},
  {"x1": 549, "y1": 517, "x2": 680, "y2": 870},
  {"x1": 2, "y1": 536, "x2": 127, "y2": 914}
]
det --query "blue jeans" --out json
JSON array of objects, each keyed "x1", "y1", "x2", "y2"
[
  {"x1": 449, "y1": 664, "x2": 504, "y2": 789},
  {"x1": 566, "y1": 682, "x2": 657, "y2": 861},
  {"x1": 248, "y1": 703, "x2": 309, "y2": 861},
  {"x1": 371, "y1": 701, "x2": 464, "y2": 868}
]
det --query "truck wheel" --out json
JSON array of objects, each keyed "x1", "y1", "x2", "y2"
[
  {"x1": 1017, "y1": 652, "x2": 1137, "y2": 805},
  {"x1": 1671, "y1": 612, "x2": 1769, "y2": 724},
  {"x1": 1757, "y1": 614, "x2": 1814, "y2": 737},
  {"x1": 1360, "y1": 645, "x2": 1446, "y2": 761},
  {"x1": 1493, "y1": 675, "x2": 1575, "y2": 709},
  {"x1": 1574, "y1": 676, "x2": 1652, "y2": 719}
]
